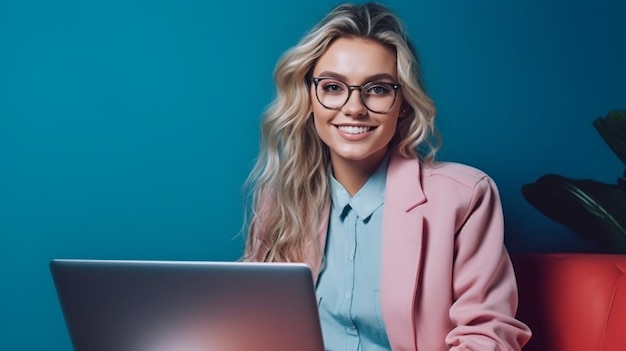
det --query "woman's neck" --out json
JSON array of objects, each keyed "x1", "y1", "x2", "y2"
[{"x1": 330, "y1": 148, "x2": 388, "y2": 196}]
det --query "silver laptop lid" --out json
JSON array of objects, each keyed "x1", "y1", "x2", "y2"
[{"x1": 50, "y1": 259, "x2": 324, "y2": 351}]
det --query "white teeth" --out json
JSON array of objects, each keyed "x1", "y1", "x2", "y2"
[{"x1": 337, "y1": 126, "x2": 372, "y2": 134}]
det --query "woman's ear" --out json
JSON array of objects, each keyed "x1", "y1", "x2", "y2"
[{"x1": 399, "y1": 103, "x2": 412, "y2": 118}]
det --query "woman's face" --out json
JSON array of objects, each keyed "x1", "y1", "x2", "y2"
[{"x1": 310, "y1": 37, "x2": 403, "y2": 174}]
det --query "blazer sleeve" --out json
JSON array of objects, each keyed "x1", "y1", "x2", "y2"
[{"x1": 445, "y1": 176, "x2": 532, "y2": 350}]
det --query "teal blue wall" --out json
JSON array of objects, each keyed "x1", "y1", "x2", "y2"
[{"x1": 1, "y1": 0, "x2": 624, "y2": 349}]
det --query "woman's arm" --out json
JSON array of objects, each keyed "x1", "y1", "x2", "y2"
[{"x1": 445, "y1": 177, "x2": 531, "y2": 350}]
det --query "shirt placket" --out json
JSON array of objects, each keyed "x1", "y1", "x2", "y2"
[{"x1": 342, "y1": 205, "x2": 360, "y2": 350}]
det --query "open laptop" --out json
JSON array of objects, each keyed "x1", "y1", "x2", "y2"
[{"x1": 50, "y1": 259, "x2": 325, "y2": 351}]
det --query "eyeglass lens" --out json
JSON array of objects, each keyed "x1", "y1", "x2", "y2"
[{"x1": 315, "y1": 78, "x2": 398, "y2": 113}]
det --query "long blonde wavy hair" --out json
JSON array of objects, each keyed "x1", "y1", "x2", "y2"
[{"x1": 242, "y1": 2, "x2": 438, "y2": 263}]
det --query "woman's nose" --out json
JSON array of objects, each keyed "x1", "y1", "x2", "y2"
[{"x1": 342, "y1": 88, "x2": 367, "y2": 117}]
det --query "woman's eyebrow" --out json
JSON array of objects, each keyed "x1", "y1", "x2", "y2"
[{"x1": 315, "y1": 71, "x2": 397, "y2": 82}]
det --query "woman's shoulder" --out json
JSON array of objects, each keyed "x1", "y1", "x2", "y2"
[{"x1": 420, "y1": 160, "x2": 494, "y2": 189}]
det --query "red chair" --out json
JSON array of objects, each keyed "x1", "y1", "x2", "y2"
[{"x1": 512, "y1": 253, "x2": 626, "y2": 351}]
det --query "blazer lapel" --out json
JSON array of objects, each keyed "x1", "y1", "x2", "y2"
[{"x1": 380, "y1": 152, "x2": 426, "y2": 351}]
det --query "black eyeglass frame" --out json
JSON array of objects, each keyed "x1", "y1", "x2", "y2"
[{"x1": 311, "y1": 77, "x2": 401, "y2": 113}]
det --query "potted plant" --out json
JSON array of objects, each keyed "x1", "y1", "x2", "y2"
[{"x1": 522, "y1": 109, "x2": 626, "y2": 253}]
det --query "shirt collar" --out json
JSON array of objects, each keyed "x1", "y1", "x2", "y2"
[{"x1": 330, "y1": 153, "x2": 389, "y2": 220}]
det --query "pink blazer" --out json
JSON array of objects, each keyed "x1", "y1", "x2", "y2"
[{"x1": 303, "y1": 152, "x2": 532, "y2": 350}]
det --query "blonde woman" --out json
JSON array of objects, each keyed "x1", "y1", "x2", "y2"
[{"x1": 243, "y1": 2, "x2": 531, "y2": 350}]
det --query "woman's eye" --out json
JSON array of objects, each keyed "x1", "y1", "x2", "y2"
[
  {"x1": 367, "y1": 84, "x2": 391, "y2": 95},
  {"x1": 322, "y1": 82, "x2": 344, "y2": 93}
]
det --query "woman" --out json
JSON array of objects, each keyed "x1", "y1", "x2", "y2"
[{"x1": 243, "y1": 2, "x2": 531, "y2": 350}]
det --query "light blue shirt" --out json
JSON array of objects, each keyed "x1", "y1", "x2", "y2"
[{"x1": 315, "y1": 155, "x2": 391, "y2": 351}]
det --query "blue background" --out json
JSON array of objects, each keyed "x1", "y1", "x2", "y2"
[{"x1": 1, "y1": 0, "x2": 625, "y2": 349}]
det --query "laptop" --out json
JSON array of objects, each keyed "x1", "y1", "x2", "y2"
[{"x1": 50, "y1": 259, "x2": 325, "y2": 351}]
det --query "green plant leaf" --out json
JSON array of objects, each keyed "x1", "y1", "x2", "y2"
[
  {"x1": 593, "y1": 109, "x2": 626, "y2": 166},
  {"x1": 522, "y1": 174, "x2": 626, "y2": 253}
]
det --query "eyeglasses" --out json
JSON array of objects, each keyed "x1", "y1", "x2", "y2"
[{"x1": 311, "y1": 77, "x2": 401, "y2": 113}]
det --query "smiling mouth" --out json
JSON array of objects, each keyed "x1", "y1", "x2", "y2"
[{"x1": 336, "y1": 125, "x2": 375, "y2": 134}]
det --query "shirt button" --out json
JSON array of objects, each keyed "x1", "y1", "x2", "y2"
[{"x1": 345, "y1": 292, "x2": 351, "y2": 299}]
